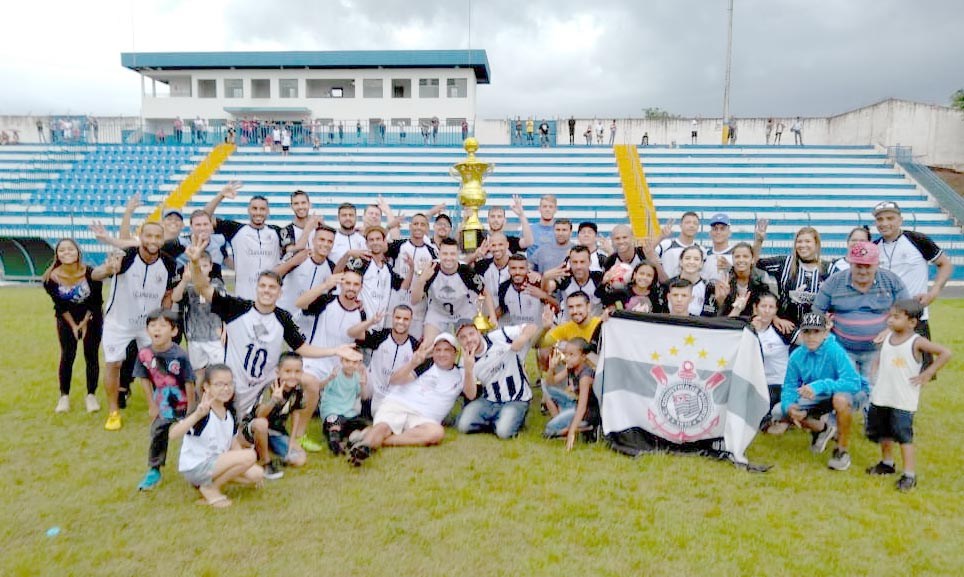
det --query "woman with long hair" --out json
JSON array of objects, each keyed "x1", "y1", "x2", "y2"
[
  {"x1": 718, "y1": 242, "x2": 778, "y2": 319},
  {"x1": 596, "y1": 261, "x2": 664, "y2": 313},
  {"x1": 753, "y1": 223, "x2": 830, "y2": 333},
  {"x1": 42, "y1": 239, "x2": 104, "y2": 413}
]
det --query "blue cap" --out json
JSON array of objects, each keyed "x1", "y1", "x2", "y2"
[{"x1": 709, "y1": 213, "x2": 730, "y2": 226}]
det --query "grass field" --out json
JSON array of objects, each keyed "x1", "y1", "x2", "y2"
[{"x1": 2, "y1": 286, "x2": 963, "y2": 577}]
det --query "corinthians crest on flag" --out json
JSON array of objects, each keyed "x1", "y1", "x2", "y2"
[{"x1": 595, "y1": 312, "x2": 770, "y2": 464}]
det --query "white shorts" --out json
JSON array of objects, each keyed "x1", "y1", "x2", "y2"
[
  {"x1": 303, "y1": 356, "x2": 338, "y2": 382},
  {"x1": 188, "y1": 340, "x2": 224, "y2": 369},
  {"x1": 102, "y1": 325, "x2": 150, "y2": 363},
  {"x1": 373, "y1": 398, "x2": 436, "y2": 436}
]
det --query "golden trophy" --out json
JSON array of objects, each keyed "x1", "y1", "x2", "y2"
[{"x1": 450, "y1": 137, "x2": 493, "y2": 251}]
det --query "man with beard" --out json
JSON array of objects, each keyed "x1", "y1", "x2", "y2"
[
  {"x1": 330, "y1": 203, "x2": 367, "y2": 264},
  {"x1": 542, "y1": 246, "x2": 604, "y2": 318},
  {"x1": 294, "y1": 270, "x2": 368, "y2": 451},
  {"x1": 386, "y1": 213, "x2": 438, "y2": 339},
  {"x1": 462, "y1": 195, "x2": 533, "y2": 257},
  {"x1": 334, "y1": 226, "x2": 412, "y2": 329},
  {"x1": 473, "y1": 232, "x2": 513, "y2": 299},
  {"x1": 498, "y1": 254, "x2": 557, "y2": 327},
  {"x1": 274, "y1": 225, "x2": 336, "y2": 335},
  {"x1": 92, "y1": 222, "x2": 178, "y2": 431},
  {"x1": 204, "y1": 182, "x2": 291, "y2": 300},
  {"x1": 531, "y1": 219, "x2": 574, "y2": 274},
  {"x1": 355, "y1": 305, "x2": 420, "y2": 419},
  {"x1": 281, "y1": 190, "x2": 321, "y2": 254}
]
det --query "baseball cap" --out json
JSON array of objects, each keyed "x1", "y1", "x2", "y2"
[
  {"x1": 799, "y1": 312, "x2": 828, "y2": 330},
  {"x1": 454, "y1": 318, "x2": 476, "y2": 334},
  {"x1": 162, "y1": 208, "x2": 184, "y2": 220},
  {"x1": 433, "y1": 332, "x2": 458, "y2": 348},
  {"x1": 847, "y1": 241, "x2": 879, "y2": 265},
  {"x1": 872, "y1": 201, "x2": 901, "y2": 216},
  {"x1": 709, "y1": 213, "x2": 730, "y2": 227}
]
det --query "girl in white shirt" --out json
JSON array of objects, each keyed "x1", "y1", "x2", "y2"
[{"x1": 172, "y1": 364, "x2": 264, "y2": 508}]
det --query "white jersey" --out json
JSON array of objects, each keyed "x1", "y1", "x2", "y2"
[
  {"x1": 470, "y1": 325, "x2": 532, "y2": 404},
  {"x1": 211, "y1": 290, "x2": 306, "y2": 416},
  {"x1": 875, "y1": 231, "x2": 943, "y2": 321},
  {"x1": 178, "y1": 408, "x2": 235, "y2": 472},
  {"x1": 360, "y1": 329, "x2": 419, "y2": 413},
  {"x1": 330, "y1": 229, "x2": 367, "y2": 265},
  {"x1": 354, "y1": 258, "x2": 402, "y2": 329},
  {"x1": 302, "y1": 293, "x2": 366, "y2": 379},
  {"x1": 104, "y1": 247, "x2": 177, "y2": 332},
  {"x1": 216, "y1": 220, "x2": 288, "y2": 300},
  {"x1": 497, "y1": 280, "x2": 544, "y2": 327},
  {"x1": 387, "y1": 238, "x2": 437, "y2": 280},
  {"x1": 385, "y1": 360, "x2": 464, "y2": 423},
  {"x1": 656, "y1": 237, "x2": 703, "y2": 279},
  {"x1": 475, "y1": 258, "x2": 510, "y2": 299},
  {"x1": 702, "y1": 244, "x2": 736, "y2": 282},
  {"x1": 757, "y1": 325, "x2": 790, "y2": 385},
  {"x1": 425, "y1": 265, "x2": 484, "y2": 319},
  {"x1": 278, "y1": 256, "x2": 334, "y2": 336},
  {"x1": 555, "y1": 271, "x2": 604, "y2": 317}
]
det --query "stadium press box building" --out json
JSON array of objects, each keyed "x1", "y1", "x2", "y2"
[{"x1": 121, "y1": 50, "x2": 490, "y2": 135}]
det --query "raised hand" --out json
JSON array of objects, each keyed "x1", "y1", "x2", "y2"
[
  {"x1": 754, "y1": 218, "x2": 769, "y2": 240},
  {"x1": 220, "y1": 180, "x2": 243, "y2": 199},
  {"x1": 659, "y1": 218, "x2": 675, "y2": 239},
  {"x1": 89, "y1": 220, "x2": 110, "y2": 240},
  {"x1": 125, "y1": 193, "x2": 141, "y2": 212},
  {"x1": 334, "y1": 343, "x2": 359, "y2": 360},
  {"x1": 196, "y1": 391, "x2": 212, "y2": 417},
  {"x1": 270, "y1": 380, "x2": 285, "y2": 401},
  {"x1": 185, "y1": 234, "x2": 209, "y2": 262},
  {"x1": 511, "y1": 194, "x2": 526, "y2": 216}
]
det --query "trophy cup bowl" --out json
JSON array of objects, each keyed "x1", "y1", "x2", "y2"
[{"x1": 451, "y1": 137, "x2": 494, "y2": 251}]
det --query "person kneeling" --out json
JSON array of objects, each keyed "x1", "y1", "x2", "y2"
[
  {"x1": 320, "y1": 350, "x2": 371, "y2": 456},
  {"x1": 347, "y1": 333, "x2": 475, "y2": 466},
  {"x1": 237, "y1": 353, "x2": 309, "y2": 480},
  {"x1": 171, "y1": 365, "x2": 264, "y2": 508},
  {"x1": 781, "y1": 312, "x2": 864, "y2": 471}
]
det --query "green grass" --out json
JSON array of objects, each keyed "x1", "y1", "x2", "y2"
[{"x1": 2, "y1": 286, "x2": 963, "y2": 577}]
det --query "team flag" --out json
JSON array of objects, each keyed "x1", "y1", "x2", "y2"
[{"x1": 595, "y1": 312, "x2": 770, "y2": 463}]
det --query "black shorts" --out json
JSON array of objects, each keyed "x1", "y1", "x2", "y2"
[
  {"x1": 865, "y1": 404, "x2": 914, "y2": 444},
  {"x1": 282, "y1": 145, "x2": 290, "y2": 152},
  {"x1": 691, "y1": 131, "x2": 698, "y2": 137}
]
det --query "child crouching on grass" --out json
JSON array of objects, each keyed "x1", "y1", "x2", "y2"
[
  {"x1": 134, "y1": 309, "x2": 195, "y2": 491},
  {"x1": 320, "y1": 349, "x2": 371, "y2": 456},
  {"x1": 865, "y1": 300, "x2": 952, "y2": 491},
  {"x1": 542, "y1": 338, "x2": 599, "y2": 451},
  {"x1": 237, "y1": 353, "x2": 309, "y2": 480},
  {"x1": 171, "y1": 364, "x2": 264, "y2": 508}
]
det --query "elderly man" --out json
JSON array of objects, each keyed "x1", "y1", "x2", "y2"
[
  {"x1": 872, "y1": 201, "x2": 953, "y2": 364},
  {"x1": 812, "y1": 241, "x2": 910, "y2": 381}
]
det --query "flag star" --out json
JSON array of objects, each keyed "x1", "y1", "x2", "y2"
[
  {"x1": 669, "y1": 346, "x2": 679, "y2": 356},
  {"x1": 684, "y1": 334, "x2": 696, "y2": 346},
  {"x1": 698, "y1": 349, "x2": 708, "y2": 359},
  {"x1": 717, "y1": 357, "x2": 728, "y2": 368},
  {"x1": 650, "y1": 351, "x2": 661, "y2": 362}
]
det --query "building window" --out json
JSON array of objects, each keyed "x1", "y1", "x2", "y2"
[
  {"x1": 392, "y1": 79, "x2": 411, "y2": 99},
  {"x1": 307, "y1": 79, "x2": 355, "y2": 98},
  {"x1": 169, "y1": 76, "x2": 192, "y2": 97},
  {"x1": 280, "y1": 79, "x2": 299, "y2": 98},
  {"x1": 363, "y1": 79, "x2": 383, "y2": 98},
  {"x1": 447, "y1": 78, "x2": 467, "y2": 98},
  {"x1": 198, "y1": 79, "x2": 217, "y2": 98},
  {"x1": 224, "y1": 79, "x2": 243, "y2": 98},
  {"x1": 418, "y1": 78, "x2": 439, "y2": 98},
  {"x1": 252, "y1": 79, "x2": 270, "y2": 99}
]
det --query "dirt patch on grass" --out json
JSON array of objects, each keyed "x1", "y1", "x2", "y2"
[{"x1": 932, "y1": 167, "x2": 964, "y2": 197}]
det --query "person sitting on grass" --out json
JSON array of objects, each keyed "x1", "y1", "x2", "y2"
[
  {"x1": 171, "y1": 364, "x2": 264, "y2": 508},
  {"x1": 346, "y1": 333, "x2": 475, "y2": 467},
  {"x1": 781, "y1": 312, "x2": 864, "y2": 471},
  {"x1": 865, "y1": 299, "x2": 952, "y2": 491},
  {"x1": 750, "y1": 292, "x2": 793, "y2": 435},
  {"x1": 134, "y1": 309, "x2": 195, "y2": 491},
  {"x1": 542, "y1": 338, "x2": 599, "y2": 451},
  {"x1": 319, "y1": 349, "x2": 371, "y2": 456},
  {"x1": 236, "y1": 352, "x2": 310, "y2": 481}
]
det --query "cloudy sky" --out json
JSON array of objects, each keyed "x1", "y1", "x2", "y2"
[{"x1": 2, "y1": 0, "x2": 962, "y2": 118}]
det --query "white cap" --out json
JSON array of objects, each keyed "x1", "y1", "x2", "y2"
[{"x1": 433, "y1": 332, "x2": 458, "y2": 349}]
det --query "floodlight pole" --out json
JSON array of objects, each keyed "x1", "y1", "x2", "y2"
[{"x1": 722, "y1": 0, "x2": 734, "y2": 126}]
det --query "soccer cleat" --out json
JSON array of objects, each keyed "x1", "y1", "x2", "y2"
[
  {"x1": 299, "y1": 435, "x2": 325, "y2": 453},
  {"x1": 55, "y1": 395, "x2": 70, "y2": 413},
  {"x1": 348, "y1": 443, "x2": 372, "y2": 467},
  {"x1": 896, "y1": 474, "x2": 917, "y2": 492},
  {"x1": 117, "y1": 387, "x2": 130, "y2": 410},
  {"x1": 104, "y1": 411, "x2": 123, "y2": 431},
  {"x1": 865, "y1": 461, "x2": 897, "y2": 476},
  {"x1": 827, "y1": 448, "x2": 852, "y2": 471},
  {"x1": 263, "y1": 459, "x2": 285, "y2": 480},
  {"x1": 85, "y1": 394, "x2": 100, "y2": 413},
  {"x1": 137, "y1": 468, "x2": 162, "y2": 491},
  {"x1": 810, "y1": 423, "x2": 837, "y2": 454}
]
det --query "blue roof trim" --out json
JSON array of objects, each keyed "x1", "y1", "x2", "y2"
[{"x1": 121, "y1": 50, "x2": 491, "y2": 83}]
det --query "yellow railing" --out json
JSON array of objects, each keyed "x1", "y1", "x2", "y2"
[
  {"x1": 613, "y1": 144, "x2": 659, "y2": 238},
  {"x1": 146, "y1": 143, "x2": 236, "y2": 222}
]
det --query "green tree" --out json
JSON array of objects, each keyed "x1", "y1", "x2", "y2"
[
  {"x1": 952, "y1": 89, "x2": 964, "y2": 111},
  {"x1": 642, "y1": 107, "x2": 680, "y2": 120}
]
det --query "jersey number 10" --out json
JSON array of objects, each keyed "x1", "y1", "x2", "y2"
[{"x1": 243, "y1": 344, "x2": 268, "y2": 379}]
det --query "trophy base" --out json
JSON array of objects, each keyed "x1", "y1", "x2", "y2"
[{"x1": 461, "y1": 228, "x2": 483, "y2": 252}]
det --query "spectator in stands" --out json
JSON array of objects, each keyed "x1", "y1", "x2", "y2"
[
  {"x1": 774, "y1": 121, "x2": 784, "y2": 144},
  {"x1": 828, "y1": 226, "x2": 871, "y2": 277},
  {"x1": 338, "y1": 122, "x2": 344, "y2": 143},
  {"x1": 514, "y1": 117, "x2": 523, "y2": 144},
  {"x1": 347, "y1": 333, "x2": 475, "y2": 466},
  {"x1": 656, "y1": 211, "x2": 703, "y2": 278},
  {"x1": 539, "y1": 120, "x2": 550, "y2": 148},
  {"x1": 531, "y1": 219, "x2": 574, "y2": 274},
  {"x1": 641, "y1": 132, "x2": 649, "y2": 146},
  {"x1": 765, "y1": 118, "x2": 774, "y2": 145},
  {"x1": 609, "y1": 120, "x2": 617, "y2": 146},
  {"x1": 89, "y1": 117, "x2": 99, "y2": 143},
  {"x1": 420, "y1": 119, "x2": 431, "y2": 145},
  {"x1": 568, "y1": 116, "x2": 576, "y2": 145},
  {"x1": 281, "y1": 127, "x2": 291, "y2": 157},
  {"x1": 702, "y1": 212, "x2": 736, "y2": 282},
  {"x1": 812, "y1": 241, "x2": 910, "y2": 382},
  {"x1": 526, "y1": 117, "x2": 535, "y2": 144},
  {"x1": 584, "y1": 125, "x2": 592, "y2": 146},
  {"x1": 791, "y1": 117, "x2": 803, "y2": 145},
  {"x1": 193, "y1": 116, "x2": 204, "y2": 144},
  {"x1": 461, "y1": 119, "x2": 469, "y2": 141},
  {"x1": 37, "y1": 119, "x2": 45, "y2": 143},
  {"x1": 596, "y1": 119, "x2": 604, "y2": 145},
  {"x1": 727, "y1": 119, "x2": 738, "y2": 144},
  {"x1": 872, "y1": 201, "x2": 954, "y2": 361},
  {"x1": 173, "y1": 117, "x2": 183, "y2": 143},
  {"x1": 753, "y1": 222, "x2": 831, "y2": 334},
  {"x1": 691, "y1": 119, "x2": 699, "y2": 144},
  {"x1": 43, "y1": 239, "x2": 104, "y2": 414},
  {"x1": 528, "y1": 194, "x2": 558, "y2": 259},
  {"x1": 431, "y1": 116, "x2": 440, "y2": 144}
]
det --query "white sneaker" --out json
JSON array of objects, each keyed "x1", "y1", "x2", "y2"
[
  {"x1": 55, "y1": 395, "x2": 70, "y2": 413},
  {"x1": 85, "y1": 394, "x2": 100, "y2": 413}
]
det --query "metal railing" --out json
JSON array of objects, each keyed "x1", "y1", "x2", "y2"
[{"x1": 889, "y1": 146, "x2": 964, "y2": 227}]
